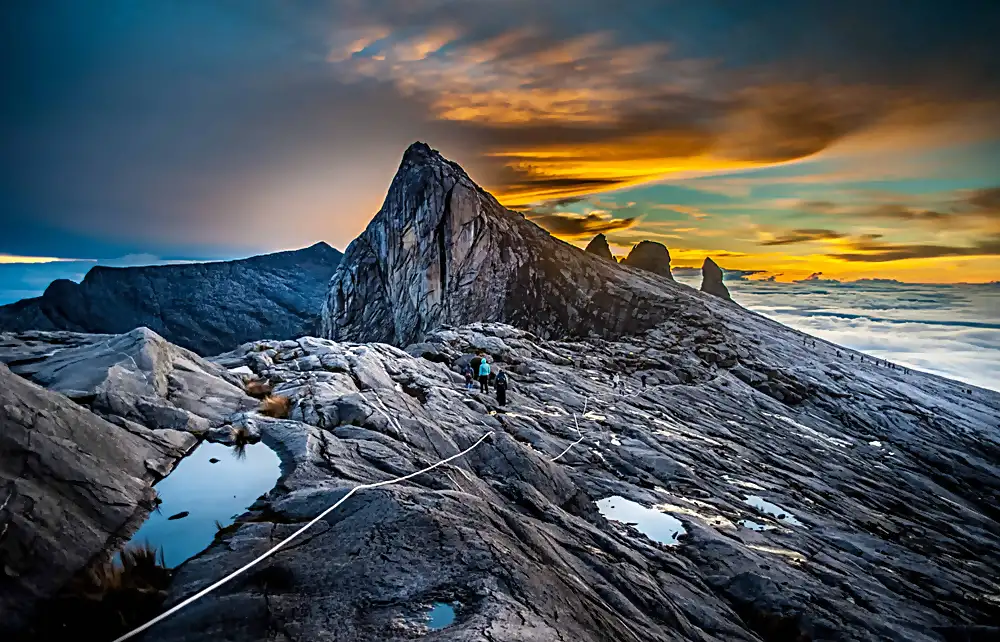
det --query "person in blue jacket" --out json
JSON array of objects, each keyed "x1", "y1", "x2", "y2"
[{"x1": 478, "y1": 357, "x2": 491, "y2": 393}]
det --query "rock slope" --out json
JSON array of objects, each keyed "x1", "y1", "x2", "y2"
[
  {"x1": 124, "y1": 318, "x2": 1000, "y2": 642},
  {"x1": 0, "y1": 242, "x2": 342, "y2": 356},
  {"x1": 700, "y1": 258, "x2": 731, "y2": 301},
  {"x1": 322, "y1": 143, "x2": 691, "y2": 345}
]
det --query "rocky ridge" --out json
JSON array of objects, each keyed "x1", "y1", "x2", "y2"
[{"x1": 0, "y1": 242, "x2": 342, "y2": 356}]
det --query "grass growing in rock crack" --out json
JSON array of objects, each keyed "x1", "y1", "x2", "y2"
[{"x1": 258, "y1": 394, "x2": 291, "y2": 419}]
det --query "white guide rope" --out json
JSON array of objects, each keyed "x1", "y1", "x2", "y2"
[{"x1": 112, "y1": 430, "x2": 494, "y2": 642}]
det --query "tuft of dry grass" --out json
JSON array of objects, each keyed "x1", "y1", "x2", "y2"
[
  {"x1": 245, "y1": 378, "x2": 273, "y2": 398},
  {"x1": 258, "y1": 394, "x2": 291, "y2": 419}
]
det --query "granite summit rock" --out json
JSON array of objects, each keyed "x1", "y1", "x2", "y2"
[{"x1": 700, "y1": 257, "x2": 732, "y2": 301}]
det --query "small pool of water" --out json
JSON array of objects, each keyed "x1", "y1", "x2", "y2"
[
  {"x1": 123, "y1": 440, "x2": 281, "y2": 568},
  {"x1": 738, "y1": 519, "x2": 776, "y2": 531},
  {"x1": 427, "y1": 602, "x2": 456, "y2": 630},
  {"x1": 744, "y1": 495, "x2": 804, "y2": 527},
  {"x1": 596, "y1": 496, "x2": 686, "y2": 545}
]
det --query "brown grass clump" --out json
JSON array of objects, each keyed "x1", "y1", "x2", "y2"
[
  {"x1": 245, "y1": 378, "x2": 272, "y2": 398},
  {"x1": 258, "y1": 394, "x2": 291, "y2": 419}
]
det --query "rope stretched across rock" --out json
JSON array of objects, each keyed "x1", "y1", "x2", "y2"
[{"x1": 112, "y1": 430, "x2": 495, "y2": 642}]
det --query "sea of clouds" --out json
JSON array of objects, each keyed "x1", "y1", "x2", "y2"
[{"x1": 675, "y1": 274, "x2": 1000, "y2": 392}]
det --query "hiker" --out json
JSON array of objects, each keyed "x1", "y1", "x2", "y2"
[
  {"x1": 478, "y1": 357, "x2": 491, "y2": 393},
  {"x1": 641, "y1": 374, "x2": 648, "y2": 388},
  {"x1": 612, "y1": 373, "x2": 620, "y2": 393},
  {"x1": 462, "y1": 364, "x2": 474, "y2": 390},
  {"x1": 495, "y1": 370, "x2": 509, "y2": 406}
]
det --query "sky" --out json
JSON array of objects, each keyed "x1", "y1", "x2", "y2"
[{"x1": 2, "y1": 0, "x2": 1000, "y2": 283}]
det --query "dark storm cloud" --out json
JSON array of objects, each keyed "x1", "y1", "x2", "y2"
[
  {"x1": 526, "y1": 212, "x2": 639, "y2": 238},
  {"x1": 967, "y1": 187, "x2": 1000, "y2": 211},
  {"x1": 760, "y1": 229, "x2": 847, "y2": 246},
  {"x1": 829, "y1": 235, "x2": 1000, "y2": 263}
]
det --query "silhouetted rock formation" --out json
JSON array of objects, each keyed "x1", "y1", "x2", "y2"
[
  {"x1": 701, "y1": 257, "x2": 732, "y2": 300},
  {"x1": 622, "y1": 240, "x2": 673, "y2": 279},
  {"x1": 322, "y1": 142, "x2": 689, "y2": 345},
  {"x1": 0, "y1": 243, "x2": 342, "y2": 355},
  {"x1": 584, "y1": 233, "x2": 614, "y2": 260}
]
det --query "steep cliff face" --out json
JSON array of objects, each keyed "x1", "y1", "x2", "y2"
[
  {"x1": 701, "y1": 257, "x2": 732, "y2": 300},
  {"x1": 0, "y1": 243, "x2": 342, "y2": 356},
  {"x1": 584, "y1": 233, "x2": 615, "y2": 260},
  {"x1": 322, "y1": 143, "x2": 692, "y2": 345},
  {"x1": 622, "y1": 240, "x2": 673, "y2": 279}
]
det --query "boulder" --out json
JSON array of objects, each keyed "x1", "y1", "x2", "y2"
[
  {"x1": 622, "y1": 240, "x2": 673, "y2": 279},
  {"x1": 701, "y1": 257, "x2": 732, "y2": 301}
]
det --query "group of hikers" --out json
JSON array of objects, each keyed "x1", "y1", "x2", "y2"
[
  {"x1": 463, "y1": 354, "x2": 509, "y2": 406},
  {"x1": 805, "y1": 337, "x2": 910, "y2": 374}
]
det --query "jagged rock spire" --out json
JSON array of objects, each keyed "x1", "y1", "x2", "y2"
[
  {"x1": 700, "y1": 257, "x2": 732, "y2": 300},
  {"x1": 584, "y1": 233, "x2": 614, "y2": 261},
  {"x1": 622, "y1": 240, "x2": 673, "y2": 280},
  {"x1": 321, "y1": 142, "x2": 695, "y2": 345}
]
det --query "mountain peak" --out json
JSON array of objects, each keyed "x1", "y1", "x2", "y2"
[
  {"x1": 322, "y1": 144, "x2": 705, "y2": 345},
  {"x1": 700, "y1": 256, "x2": 732, "y2": 301}
]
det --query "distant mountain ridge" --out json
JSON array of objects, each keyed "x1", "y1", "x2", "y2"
[{"x1": 0, "y1": 242, "x2": 341, "y2": 355}]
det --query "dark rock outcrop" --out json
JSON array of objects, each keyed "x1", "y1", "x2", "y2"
[
  {"x1": 700, "y1": 257, "x2": 732, "y2": 300},
  {"x1": 584, "y1": 233, "x2": 615, "y2": 260},
  {"x1": 622, "y1": 240, "x2": 673, "y2": 279},
  {"x1": 0, "y1": 362, "x2": 191, "y2": 635},
  {"x1": 0, "y1": 242, "x2": 342, "y2": 355},
  {"x1": 322, "y1": 142, "x2": 689, "y2": 345}
]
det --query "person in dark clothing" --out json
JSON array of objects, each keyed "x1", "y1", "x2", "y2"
[
  {"x1": 462, "y1": 365, "x2": 474, "y2": 389},
  {"x1": 641, "y1": 374, "x2": 648, "y2": 388},
  {"x1": 495, "y1": 370, "x2": 509, "y2": 406}
]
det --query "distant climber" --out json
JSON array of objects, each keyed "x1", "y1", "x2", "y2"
[
  {"x1": 612, "y1": 373, "x2": 620, "y2": 393},
  {"x1": 463, "y1": 364, "x2": 474, "y2": 390},
  {"x1": 478, "y1": 358, "x2": 491, "y2": 393},
  {"x1": 641, "y1": 374, "x2": 648, "y2": 388},
  {"x1": 495, "y1": 370, "x2": 509, "y2": 406}
]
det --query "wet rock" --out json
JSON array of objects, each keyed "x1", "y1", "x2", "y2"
[
  {"x1": 584, "y1": 233, "x2": 615, "y2": 261},
  {"x1": 700, "y1": 257, "x2": 732, "y2": 301},
  {"x1": 0, "y1": 362, "x2": 185, "y2": 635},
  {"x1": 0, "y1": 242, "x2": 342, "y2": 355},
  {"x1": 622, "y1": 240, "x2": 674, "y2": 279}
]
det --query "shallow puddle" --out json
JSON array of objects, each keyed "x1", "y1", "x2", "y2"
[
  {"x1": 738, "y1": 519, "x2": 776, "y2": 531},
  {"x1": 744, "y1": 495, "x2": 804, "y2": 527},
  {"x1": 596, "y1": 496, "x2": 686, "y2": 545},
  {"x1": 427, "y1": 602, "x2": 456, "y2": 630},
  {"x1": 123, "y1": 440, "x2": 281, "y2": 568}
]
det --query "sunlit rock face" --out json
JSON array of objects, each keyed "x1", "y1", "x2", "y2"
[
  {"x1": 622, "y1": 240, "x2": 673, "y2": 280},
  {"x1": 701, "y1": 257, "x2": 732, "y2": 301},
  {"x1": 322, "y1": 142, "x2": 690, "y2": 345}
]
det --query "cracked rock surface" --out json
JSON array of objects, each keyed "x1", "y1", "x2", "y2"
[{"x1": 131, "y1": 318, "x2": 1000, "y2": 642}]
